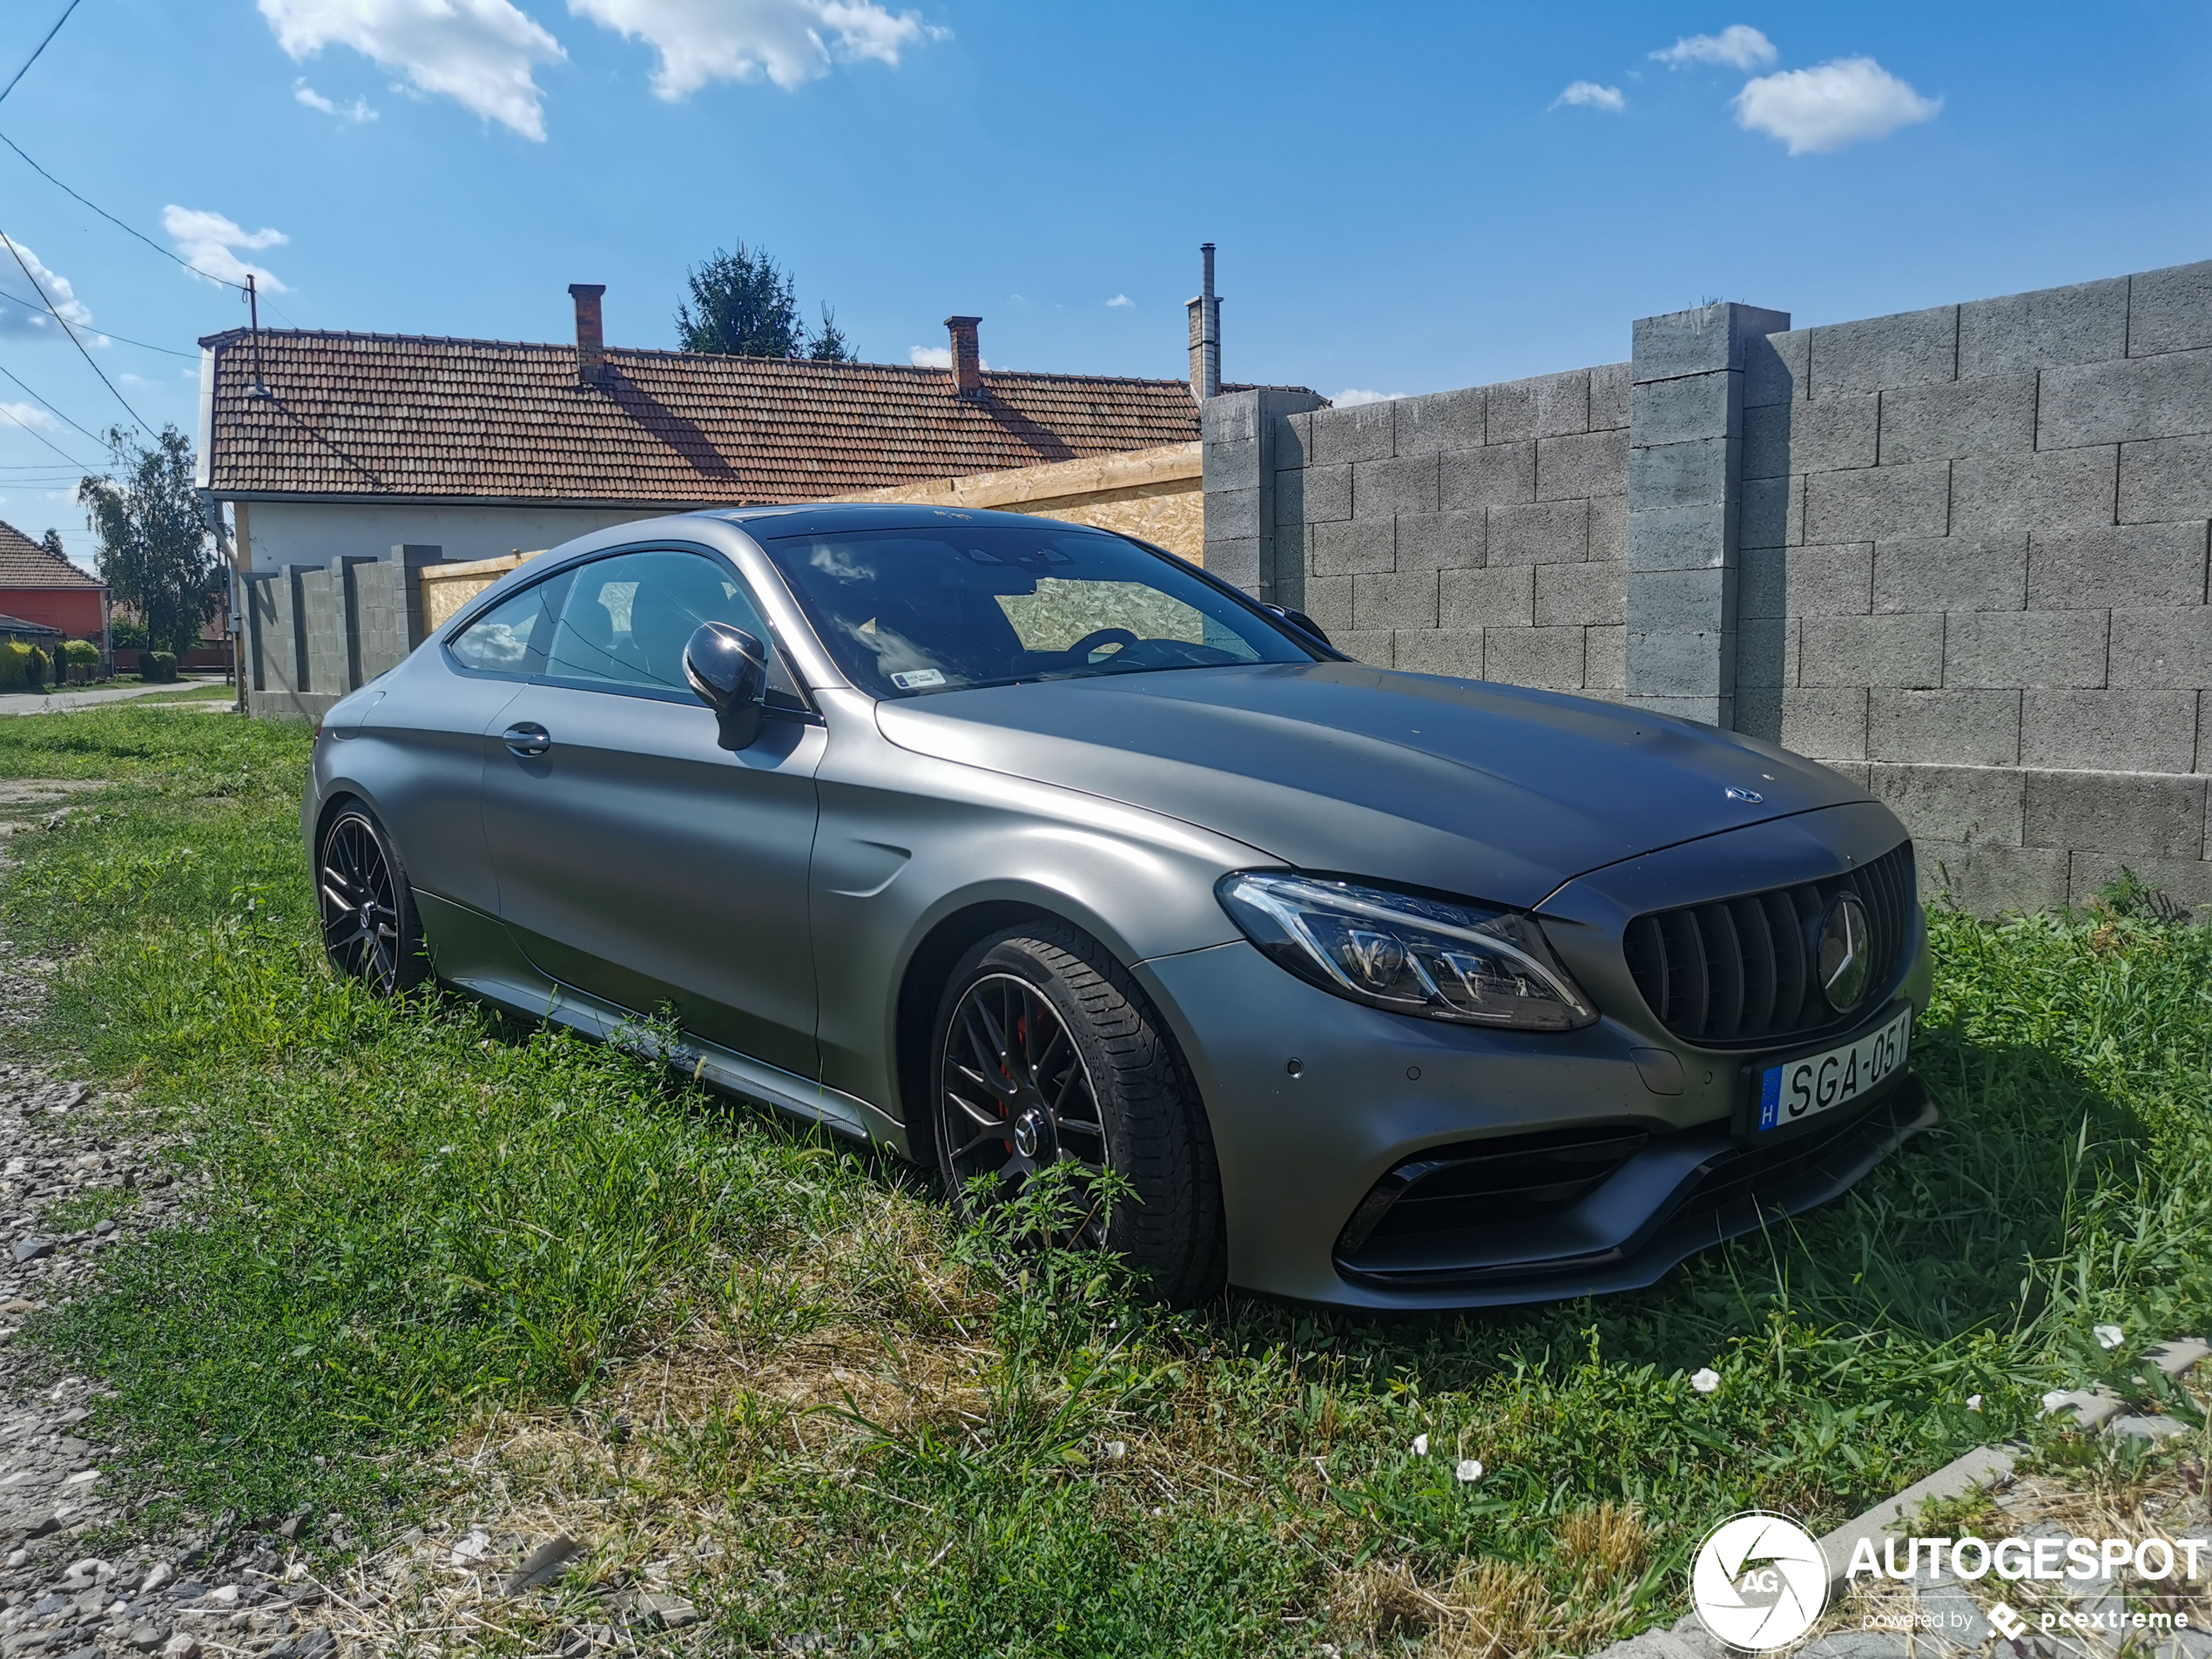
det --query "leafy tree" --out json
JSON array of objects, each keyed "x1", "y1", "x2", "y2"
[
  {"x1": 676, "y1": 242, "x2": 853, "y2": 361},
  {"x1": 37, "y1": 529, "x2": 64, "y2": 560},
  {"x1": 78, "y1": 426, "x2": 220, "y2": 656}
]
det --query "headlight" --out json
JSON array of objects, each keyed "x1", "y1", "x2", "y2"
[{"x1": 1217, "y1": 872, "x2": 1597, "y2": 1031}]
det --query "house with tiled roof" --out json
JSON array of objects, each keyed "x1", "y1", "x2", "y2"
[
  {"x1": 196, "y1": 286, "x2": 1251, "y2": 576},
  {"x1": 0, "y1": 520, "x2": 105, "y2": 644}
]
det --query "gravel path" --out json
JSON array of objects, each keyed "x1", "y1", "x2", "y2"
[{"x1": 0, "y1": 786, "x2": 341, "y2": 1659}]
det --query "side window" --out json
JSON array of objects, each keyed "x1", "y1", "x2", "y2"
[
  {"x1": 448, "y1": 578, "x2": 562, "y2": 678},
  {"x1": 543, "y1": 549, "x2": 799, "y2": 702}
]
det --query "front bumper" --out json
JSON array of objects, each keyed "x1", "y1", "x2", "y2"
[{"x1": 1134, "y1": 802, "x2": 1934, "y2": 1311}]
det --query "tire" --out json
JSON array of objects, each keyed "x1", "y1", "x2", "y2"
[
  {"x1": 931, "y1": 922, "x2": 1225, "y2": 1307},
  {"x1": 316, "y1": 802, "x2": 430, "y2": 995}
]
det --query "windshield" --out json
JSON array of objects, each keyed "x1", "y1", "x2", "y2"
[{"x1": 760, "y1": 524, "x2": 1319, "y2": 698}]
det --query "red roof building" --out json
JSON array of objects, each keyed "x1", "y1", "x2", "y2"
[
  {"x1": 0, "y1": 521, "x2": 105, "y2": 641},
  {"x1": 195, "y1": 289, "x2": 1265, "y2": 574}
]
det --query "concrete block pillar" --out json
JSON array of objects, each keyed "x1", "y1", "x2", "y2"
[
  {"x1": 239, "y1": 571, "x2": 279, "y2": 692},
  {"x1": 1201, "y1": 388, "x2": 1324, "y2": 600},
  {"x1": 354, "y1": 544, "x2": 444, "y2": 683},
  {"x1": 271, "y1": 567, "x2": 310, "y2": 696},
  {"x1": 1626, "y1": 301, "x2": 1790, "y2": 727},
  {"x1": 298, "y1": 567, "x2": 341, "y2": 694},
  {"x1": 327, "y1": 554, "x2": 381, "y2": 691}
]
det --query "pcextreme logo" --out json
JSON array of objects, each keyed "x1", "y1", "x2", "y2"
[{"x1": 1692, "y1": 1513, "x2": 1831, "y2": 1651}]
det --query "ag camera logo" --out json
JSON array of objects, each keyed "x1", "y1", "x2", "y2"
[{"x1": 1692, "y1": 1512, "x2": 1830, "y2": 1650}]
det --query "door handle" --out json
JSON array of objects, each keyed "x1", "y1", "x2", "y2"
[{"x1": 502, "y1": 722, "x2": 551, "y2": 759}]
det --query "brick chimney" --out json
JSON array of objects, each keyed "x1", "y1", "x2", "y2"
[
  {"x1": 570, "y1": 283, "x2": 607, "y2": 386},
  {"x1": 944, "y1": 315, "x2": 982, "y2": 399}
]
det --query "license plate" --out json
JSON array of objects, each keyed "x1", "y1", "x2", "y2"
[{"x1": 1755, "y1": 1007, "x2": 1912, "y2": 1134}]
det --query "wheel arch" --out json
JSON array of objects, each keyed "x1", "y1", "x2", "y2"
[
  {"x1": 893, "y1": 898, "x2": 1062, "y2": 1169},
  {"x1": 889, "y1": 886, "x2": 1221, "y2": 1165}
]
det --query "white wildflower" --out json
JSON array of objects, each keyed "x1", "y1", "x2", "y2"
[
  {"x1": 1966, "y1": 1394, "x2": 1984, "y2": 1412},
  {"x1": 1412, "y1": 1433, "x2": 1429, "y2": 1456},
  {"x1": 2095, "y1": 1324, "x2": 2126, "y2": 1350},
  {"x1": 1691, "y1": 1367, "x2": 1721, "y2": 1394},
  {"x1": 1455, "y1": 1458, "x2": 1484, "y2": 1483}
]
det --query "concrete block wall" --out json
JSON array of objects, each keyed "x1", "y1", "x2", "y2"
[
  {"x1": 245, "y1": 545, "x2": 443, "y2": 722},
  {"x1": 1265, "y1": 364, "x2": 1632, "y2": 694},
  {"x1": 1208, "y1": 256, "x2": 2212, "y2": 915},
  {"x1": 1732, "y1": 260, "x2": 2212, "y2": 912}
]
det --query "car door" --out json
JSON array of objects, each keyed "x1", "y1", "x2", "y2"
[
  {"x1": 361, "y1": 577, "x2": 559, "y2": 915},
  {"x1": 478, "y1": 544, "x2": 826, "y2": 1078}
]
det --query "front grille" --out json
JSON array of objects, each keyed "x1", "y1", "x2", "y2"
[
  {"x1": 1336, "y1": 1123, "x2": 1651, "y2": 1254},
  {"x1": 1622, "y1": 840, "x2": 1916, "y2": 1048}
]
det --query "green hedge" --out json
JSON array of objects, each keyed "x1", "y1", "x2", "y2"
[
  {"x1": 142, "y1": 651, "x2": 179, "y2": 683},
  {"x1": 0, "y1": 643, "x2": 51, "y2": 690},
  {"x1": 61, "y1": 640, "x2": 100, "y2": 671}
]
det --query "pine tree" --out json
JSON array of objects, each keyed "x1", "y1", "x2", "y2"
[{"x1": 676, "y1": 244, "x2": 853, "y2": 361}]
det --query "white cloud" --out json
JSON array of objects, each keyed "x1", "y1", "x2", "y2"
[
  {"x1": 1333, "y1": 388, "x2": 1405, "y2": 408},
  {"x1": 258, "y1": 0, "x2": 563, "y2": 140},
  {"x1": 0, "y1": 239, "x2": 94, "y2": 338},
  {"x1": 1551, "y1": 80, "x2": 1625, "y2": 112},
  {"x1": 1105, "y1": 293, "x2": 1132, "y2": 308},
  {"x1": 295, "y1": 78, "x2": 380, "y2": 121},
  {"x1": 0, "y1": 402, "x2": 56, "y2": 432},
  {"x1": 1652, "y1": 25, "x2": 1776, "y2": 71},
  {"x1": 909, "y1": 344, "x2": 988, "y2": 368},
  {"x1": 163, "y1": 206, "x2": 291, "y2": 292},
  {"x1": 1734, "y1": 57, "x2": 1940, "y2": 154},
  {"x1": 566, "y1": 0, "x2": 946, "y2": 98}
]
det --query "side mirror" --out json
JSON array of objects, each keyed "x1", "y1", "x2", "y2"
[
  {"x1": 684, "y1": 621, "x2": 767, "y2": 751},
  {"x1": 1264, "y1": 603, "x2": 1332, "y2": 649}
]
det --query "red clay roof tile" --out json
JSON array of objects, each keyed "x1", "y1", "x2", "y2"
[
  {"x1": 0, "y1": 520, "x2": 103, "y2": 590},
  {"x1": 198, "y1": 328, "x2": 1238, "y2": 506}
]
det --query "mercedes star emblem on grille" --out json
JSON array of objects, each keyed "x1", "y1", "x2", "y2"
[{"x1": 1817, "y1": 893, "x2": 1872, "y2": 1011}]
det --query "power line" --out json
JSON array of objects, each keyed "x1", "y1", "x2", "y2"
[
  {"x1": 0, "y1": 356, "x2": 110, "y2": 449},
  {"x1": 0, "y1": 286, "x2": 194, "y2": 357},
  {"x1": 0, "y1": 127, "x2": 248, "y2": 293},
  {"x1": 0, "y1": 0, "x2": 84, "y2": 111},
  {"x1": 1, "y1": 232, "x2": 146, "y2": 431},
  {"x1": 0, "y1": 401, "x2": 93, "y2": 471}
]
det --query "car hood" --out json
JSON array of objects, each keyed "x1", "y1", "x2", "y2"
[{"x1": 873, "y1": 663, "x2": 1869, "y2": 909}]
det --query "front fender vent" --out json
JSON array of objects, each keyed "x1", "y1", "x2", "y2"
[{"x1": 1622, "y1": 840, "x2": 1915, "y2": 1049}]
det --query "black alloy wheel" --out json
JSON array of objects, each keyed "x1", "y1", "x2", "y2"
[
  {"x1": 317, "y1": 806, "x2": 428, "y2": 995},
  {"x1": 930, "y1": 923, "x2": 1226, "y2": 1306},
  {"x1": 939, "y1": 968, "x2": 1114, "y2": 1245}
]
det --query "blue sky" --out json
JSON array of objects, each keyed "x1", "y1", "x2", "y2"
[{"x1": 3, "y1": 1, "x2": 2209, "y2": 567}]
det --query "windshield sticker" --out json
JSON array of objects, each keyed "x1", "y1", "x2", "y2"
[{"x1": 891, "y1": 669, "x2": 948, "y2": 689}]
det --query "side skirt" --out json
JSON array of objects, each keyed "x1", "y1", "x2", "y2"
[{"x1": 415, "y1": 889, "x2": 908, "y2": 1155}]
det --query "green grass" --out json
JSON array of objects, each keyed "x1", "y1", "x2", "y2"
[{"x1": 3, "y1": 704, "x2": 2210, "y2": 1654}]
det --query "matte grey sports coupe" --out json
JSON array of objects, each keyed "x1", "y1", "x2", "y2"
[{"x1": 306, "y1": 503, "x2": 1932, "y2": 1310}]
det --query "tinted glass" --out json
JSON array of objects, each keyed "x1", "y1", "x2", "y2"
[
  {"x1": 761, "y1": 525, "x2": 1315, "y2": 698},
  {"x1": 448, "y1": 579, "x2": 560, "y2": 677},
  {"x1": 542, "y1": 548, "x2": 800, "y2": 702}
]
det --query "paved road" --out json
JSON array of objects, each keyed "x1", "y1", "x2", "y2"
[{"x1": 0, "y1": 680, "x2": 233, "y2": 718}]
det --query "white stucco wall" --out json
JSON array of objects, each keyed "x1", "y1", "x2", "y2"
[{"x1": 238, "y1": 502, "x2": 666, "y2": 572}]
